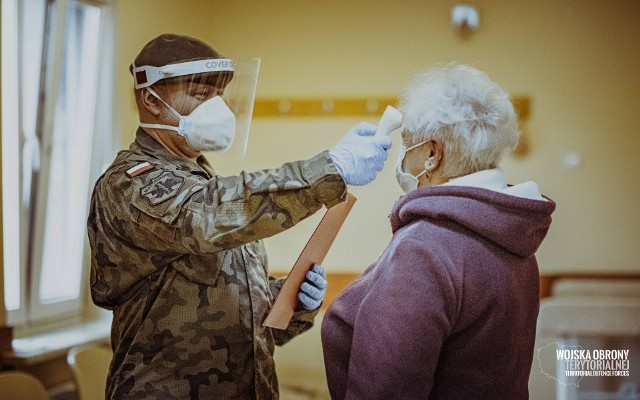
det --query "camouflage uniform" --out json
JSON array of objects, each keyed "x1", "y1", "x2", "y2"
[{"x1": 87, "y1": 129, "x2": 346, "y2": 399}]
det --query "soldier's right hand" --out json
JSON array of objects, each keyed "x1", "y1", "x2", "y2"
[{"x1": 329, "y1": 122, "x2": 393, "y2": 186}]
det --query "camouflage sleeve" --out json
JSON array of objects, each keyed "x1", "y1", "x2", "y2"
[
  {"x1": 268, "y1": 276, "x2": 320, "y2": 346},
  {"x1": 116, "y1": 151, "x2": 346, "y2": 254}
]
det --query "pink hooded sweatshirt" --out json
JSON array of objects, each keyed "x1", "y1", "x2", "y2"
[{"x1": 322, "y1": 169, "x2": 555, "y2": 400}]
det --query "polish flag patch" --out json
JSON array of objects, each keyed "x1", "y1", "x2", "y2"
[{"x1": 125, "y1": 162, "x2": 154, "y2": 178}]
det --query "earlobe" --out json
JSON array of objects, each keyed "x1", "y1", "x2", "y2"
[
  {"x1": 424, "y1": 140, "x2": 441, "y2": 171},
  {"x1": 424, "y1": 158, "x2": 437, "y2": 171}
]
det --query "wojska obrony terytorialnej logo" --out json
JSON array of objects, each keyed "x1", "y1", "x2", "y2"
[{"x1": 536, "y1": 342, "x2": 637, "y2": 398}]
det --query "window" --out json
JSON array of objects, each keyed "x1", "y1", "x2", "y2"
[{"x1": 2, "y1": 0, "x2": 117, "y2": 326}]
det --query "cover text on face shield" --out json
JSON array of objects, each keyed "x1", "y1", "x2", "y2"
[{"x1": 206, "y1": 60, "x2": 233, "y2": 69}]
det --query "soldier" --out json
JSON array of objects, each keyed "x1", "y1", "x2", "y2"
[{"x1": 87, "y1": 33, "x2": 392, "y2": 399}]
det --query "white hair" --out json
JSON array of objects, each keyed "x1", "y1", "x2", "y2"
[{"x1": 399, "y1": 64, "x2": 519, "y2": 178}]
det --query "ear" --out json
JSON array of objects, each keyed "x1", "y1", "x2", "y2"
[
  {"x1": 140, "y1": 88, "x2": 163, "y2": 117},
  {"x1": 423, "y1": 139, "x2": 444, "y2": 171}
]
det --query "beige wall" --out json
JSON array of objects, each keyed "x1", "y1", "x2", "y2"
[{"x1": 113, "y1": 0, "x2": 640, "y2": 274}]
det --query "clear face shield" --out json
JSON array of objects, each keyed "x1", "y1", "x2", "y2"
[{"x1": 133, "y1": 58, "x2": 260, "y2": 158}]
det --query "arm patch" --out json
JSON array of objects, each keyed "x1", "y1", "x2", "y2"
[
  {"x1": 126, "y1": 162, "x2": 155, "y2": 178},
  {"x1": 140, "y1": 171, "x2": 185, "y2": 205}
]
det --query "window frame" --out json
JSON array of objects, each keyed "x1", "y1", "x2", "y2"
[{"x1": 2, "y1": 0, "x2": 116, "y2": 327}]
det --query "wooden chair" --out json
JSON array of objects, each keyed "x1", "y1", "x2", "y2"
[
  {"x1": 0, "y1": 370, "x2": 49, "y2": 400},
  {"x1": 67, "y1": 344, "x2": 112, "y2": 400}
]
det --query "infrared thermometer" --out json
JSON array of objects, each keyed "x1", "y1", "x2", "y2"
[{"x1": 376, "y1": 105, "x2": 403, "y2": 136}]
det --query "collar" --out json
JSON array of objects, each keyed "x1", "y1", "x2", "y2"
[
  {"x1": 443, "y1": 167, "x2": 546, "y2": 201},
  {"x1": 133, "y1": 128, "x2": 215, "y2": 177}
]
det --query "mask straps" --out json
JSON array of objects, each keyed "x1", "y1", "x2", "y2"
[
  {"x1": 406, "y1": 140, "x2": 429, "y2": 152},
  {"x1": 415, "y1": 169, "x2": 428, "y2": 179},
  {"x1": 139, "y1": 88, "x2": 185, "y2": 134},
  {"x1": 145, "y1": 87, "x2": 182, "y2": 119},
  {"x1": 404, "y1": 140, "x2": 430, "y2": 179}
]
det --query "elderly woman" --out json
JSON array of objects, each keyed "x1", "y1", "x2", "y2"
[{"x1": 321, "y1": 64, "x2": 555, "y2": 400}]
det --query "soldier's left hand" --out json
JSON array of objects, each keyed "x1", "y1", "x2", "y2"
[{"x1": 298, "y1": 264, "x2": 327, "y2": 311}]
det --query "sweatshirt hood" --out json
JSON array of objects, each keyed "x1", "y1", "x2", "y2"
[{"x1": 390, "y1": 170, "x2": 556, "y2": 258}]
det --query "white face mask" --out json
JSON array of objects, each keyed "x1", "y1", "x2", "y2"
[
  {"x1": 140, "y1": 88, "x2": 236, "y2": 153},
  {"x1": 395, "y1": 141, "x2": 428, "y2": 193}
]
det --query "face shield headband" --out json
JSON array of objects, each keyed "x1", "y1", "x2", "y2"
[{"x1": 132, "y1": 59, "x2": 234, "y2": 89}]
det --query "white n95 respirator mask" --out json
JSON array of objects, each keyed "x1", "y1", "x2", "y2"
[
  {"x1": 395, "y1": 141, "x2": 428, "y2": 193},
  {"x1": 140, "y1": 88, "x2": 236, "y2": 153}
]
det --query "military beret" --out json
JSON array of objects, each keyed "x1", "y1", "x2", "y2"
[{"x1": 130, "y1": 33, "x2": 223, "y2": 74}]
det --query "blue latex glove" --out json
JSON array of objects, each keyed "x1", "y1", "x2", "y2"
[
  {"x1": 329, "y1": 122, "x2": 393, "y2": 186},
  {"x1": 298, "y1": 264, "x2": 327, "y2": 311}
]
